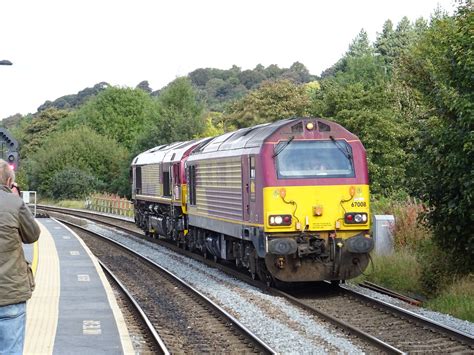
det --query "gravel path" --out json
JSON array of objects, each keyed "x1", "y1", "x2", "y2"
[{"x1": 85, "y1": 222, "x2": 373, "y2": 354}]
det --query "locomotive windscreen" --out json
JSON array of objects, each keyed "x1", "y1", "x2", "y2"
[{"x1": 276, "y1": 140, "x2": 354, "y2": 179}]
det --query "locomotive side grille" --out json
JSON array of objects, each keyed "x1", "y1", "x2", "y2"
[
  {"x1": 195, "y1": 158, "x2": 242, "y2": 219},
  {"x1": 141, "y1": 164, "x2": 161, "y2": 196}
]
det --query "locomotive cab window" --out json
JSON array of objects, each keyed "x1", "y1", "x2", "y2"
[{"x1": 276, "y1": 140, "x2": 354, "y2": 179}]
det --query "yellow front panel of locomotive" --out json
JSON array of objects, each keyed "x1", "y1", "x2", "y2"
[{"x1": 263, "y1": 185, "x2": 370, "y2": 233}]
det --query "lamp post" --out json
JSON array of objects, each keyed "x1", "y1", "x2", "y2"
[{"x1": 0, "y1": 60, "x2": 12, "y2": 65}]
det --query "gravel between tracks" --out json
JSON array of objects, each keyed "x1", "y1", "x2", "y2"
[{"x1": 83, "y1": 222, "x2": 373, "y2": 354}]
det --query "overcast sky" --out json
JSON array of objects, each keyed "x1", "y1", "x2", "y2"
[{"x1": 0, "y1": 0, "x2": 455, "y2": 120}]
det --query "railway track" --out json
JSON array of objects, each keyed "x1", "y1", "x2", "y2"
[
  {"x1": 99, "y1": 260, "x2": 169, "y2": 354},
  {"x1": 40, "y1": 205, "x2": 474, "y2": 353},
  {"x1": 277, "y1": 285, "x2": 474, "y2": 354},
  {"x1": 59, "y1": 218, "x2": 275, "y2": 354}
]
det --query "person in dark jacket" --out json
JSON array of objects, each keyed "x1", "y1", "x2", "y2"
[{"x1": 0, "y1": 159, "x2": 40, "y2": 354}]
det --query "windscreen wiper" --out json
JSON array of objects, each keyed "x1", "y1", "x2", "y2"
[
  {"x1": 272, "y1": 136, "x2": 295, "y2": 158},
  {"x1": 329, "y1": 136, "x2": 353, "y2": 165}
]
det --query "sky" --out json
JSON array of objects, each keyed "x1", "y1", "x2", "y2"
[{"x1": 0, "y1": 0, "x2": 456, "y2": 120}]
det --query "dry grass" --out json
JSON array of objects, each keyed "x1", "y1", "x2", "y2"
[{"x1": 371, "y1": 197, "x2": 432, "y2": 250}]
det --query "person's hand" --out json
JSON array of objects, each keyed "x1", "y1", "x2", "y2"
[{"x1": 11, "y1": 183, "x2": 20, "y2": 196}]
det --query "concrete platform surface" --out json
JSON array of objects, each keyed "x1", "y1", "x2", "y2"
[{"x1": 23, "y1": 218, "x2": 134, "y2": 354}]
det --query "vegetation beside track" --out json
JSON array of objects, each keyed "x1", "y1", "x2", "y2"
[
  {"x1": 354, "y1": 197, "x2": 474, "y2": 322},
  {"x1": 39, "y1": 199, "x2": 85, "y2": 209}
]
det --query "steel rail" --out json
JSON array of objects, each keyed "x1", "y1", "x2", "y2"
[
  {"x1": 98, "y1": 260, "x2": 170, "y2": 355},
  {"x1": 58, "y1": 218, "x2": 277, "y2": 355},
  {"x1": 268, "y1": 288, "x2": 404, "y2": 354},
  {"x1": 358, "y1": 280, "x2": 423, "y2": 306},
  {"x1": 340, "y1": 284, "x2": 474, "y2": 346}
]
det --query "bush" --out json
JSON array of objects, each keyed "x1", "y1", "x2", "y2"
[
  {"x1": 417, "y1": 239, "x2": 464, "y2": 296},
  {"x1": 50, "y1": 168, "x2": 104, "y2": 200},
  {"x1": 26, "y1": 126, "x2": 128, "y2": 198}
]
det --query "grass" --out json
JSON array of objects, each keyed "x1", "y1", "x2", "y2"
[
  {"x1": 39, "y1": 199, "x2": 85, "y2": 209},
  {"x1": 356, "y1": 249, "x2": 424, "y2": 296},
  {"x1": 425, "y1": 276, "x2": 474, "y2": 322}
]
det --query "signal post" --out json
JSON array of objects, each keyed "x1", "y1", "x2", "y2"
[{"x1": 0, "y1": 128, "x2": 19, "y2": 170}]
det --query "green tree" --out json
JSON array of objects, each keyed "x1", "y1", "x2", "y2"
[
  {"x1": 133, "y1": 77, "x2": 205, "y2": 154},
  {"x1": 65, "y1": 87, "x2": 159, "y2": 149},
  {"x1": 20, "y1": 108, "x2": 70, "y2": 156},
  {"x1": 347, "y1": 29, "x2": 373, "y2": 57},
  {"x1": 226, "y1": 79, "x2": 311, "y2": 128},
  {"x1": 320, "y1": 29, "x2": 373, "y2": 78},
  {"x1": 27, "y1": 126, "x2": 128, "y2": 197},
  {"x1": 397, "y1": 2, "x2": 474, "y2": 270},
  {"x1": 195, "y1": 112, "x2": 226, "y2": 138},
  {"x1": 375, "y1": 20, "x2": 396, "y2": 66},
  {"x1": 282, "y1": 62, "x2": 313, "y2": 83}
]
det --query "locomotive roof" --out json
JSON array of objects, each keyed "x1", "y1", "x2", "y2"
[
  {"x1": 132, "y1": 138, "x2": 206, "y2": 166},
  {"x1": 132, "y1": 118, "x2": 358, "y2": 166},
  {"x1": 194, "y1": 118, "x2": 295, "y2": 154}
]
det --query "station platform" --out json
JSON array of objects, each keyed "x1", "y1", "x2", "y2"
[{"x1": 22, "y1": 218, "x2": 134, "y2": 354}]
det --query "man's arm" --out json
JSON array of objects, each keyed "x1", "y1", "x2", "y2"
[{"x1": 18, "y1": 203, "x2": 40, "y2": 244}]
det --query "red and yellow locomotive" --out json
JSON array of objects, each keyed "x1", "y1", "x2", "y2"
[{"x1": 132, "y1": 118, "x2": 373, "y2": 283}]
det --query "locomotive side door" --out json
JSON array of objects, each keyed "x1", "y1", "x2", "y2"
[
  {"x1": 172, "y1": 163, "x2": 180, "y2": 202},
  {"x1": 162, "y1": 163, "x2": 172, "y2": 198},
  {"x1": 248, "y1": 155, "x2": 257, "y2": 223},
  {"x1": 241, "y1": 156, "x2": 250, "y2": 221},
  {"x1": 241, "y1": 155, "x2": 257, "y2": 222}
]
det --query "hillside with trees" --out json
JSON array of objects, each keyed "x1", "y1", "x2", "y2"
[{"x1": 2, "y1": 0, "x2": 472, "y2": 320}]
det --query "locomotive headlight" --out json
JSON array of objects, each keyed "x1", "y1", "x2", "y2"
[
  {"x1": 269, "y1": 214, "x2": 292, "y2": 226},
  {"x1": 344, "y1": 213, "x2": 368, "y2": 224}
]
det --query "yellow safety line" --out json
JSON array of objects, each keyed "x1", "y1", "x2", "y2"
[{"x1": 31, "y1": 241, "x2": 39, "y2": 276}]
